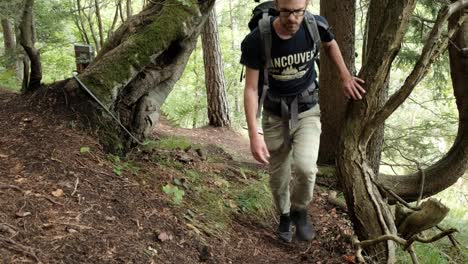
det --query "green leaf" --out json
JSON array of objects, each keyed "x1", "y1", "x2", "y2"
[
  {"x1": 113, "y1": 165, "x2": 123, "y2": 176},
  {"x1": 80, "y1": 146, "x2": 91, "y2": 153}
]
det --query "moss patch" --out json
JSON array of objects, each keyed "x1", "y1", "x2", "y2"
[{"x1": 81, "y1": 0, "x2": 200, "y2": 105}]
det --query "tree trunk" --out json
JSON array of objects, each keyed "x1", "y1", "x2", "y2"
[
  {"x1": 378, "y1": 3, "x2": 468, "y2": 202},
  {"x1": 363, "y1": 0, "x2": 389, "y2": 174},
  {"x1": 64, "y1": 0, "x2": 216, "y2": 153},
  {"x1": 85, "y1": 7, "x2": 100, "y2": 52},
  {"x1": 338, "y1": 1, "x2": 418, "y2": 262},
  {"x1": 1, "y1": 18, "x2": 17, "y2": 71},
  {"x1": 19, "y1": 0, "x2": 42, "y2": 92},
  {"x1": 126, "y1": 0, "x2": 133, "y2": 18},
  {"x1": 201, "y1": 8, "x2": 231, "y2": 127},
  {"x1": 338, "y1": 1, "x2": 468, "y2": 262},
  {"x1": 76, "y1": 0, "x2": 90, "y2": 44},
  {"x1": 95, "y1": 0, "x2": 104, "y2": 49},
  {"x1": 318, "y1": 0, "x2": 356, "y2": 165}
]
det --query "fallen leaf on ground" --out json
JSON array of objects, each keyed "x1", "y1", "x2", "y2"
[
  {"x1": 51, "y1": 189, "x2": 64, "y2": 197},
  {"x1": 16, "y1": 211, "x2": 31, "y2": 218},
  {"x1": 158, "y1": 232, "x2": 173, "y2": 242},
  {"x1": 343, "y1": 255, "x2": 356, "y2": 263}
]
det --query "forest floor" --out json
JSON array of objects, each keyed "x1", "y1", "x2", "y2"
[{"x1": 0, "y1": 87, "x2": 356, "y2": 264}]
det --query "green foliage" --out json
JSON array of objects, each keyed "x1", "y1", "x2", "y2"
[
  {"x1": 144, "y1": 136, "x2": 193, "y2": 150},
  {"x1": 108, "y1": 154, "x2": 140, "y2": 176},
  {"x1": 162, "y1": 184, "x2": 185, "y2": 205},
  {"x1": 80, "y1": 146, "x2": 91, "y2": 153},
  {"x1": 234, "y1": 174, "x2": 273, "y2": 220},
  {"x1": 0, "y1": 68, "x2": 19, "y2": 91}
]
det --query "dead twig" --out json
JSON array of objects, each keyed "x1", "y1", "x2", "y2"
[
  {"x1": 408, "y1": 245, "x2": 420, "y2": 264},
  {"x1": 49, "y1": 221, "x2": 94, "y2": 230},
  {"x1": 372, "y1": 178, "x2": 420, "y2": 211},
  {"x1": 71, "y1": 177, "x2": 80, "y2": 196},
  {"x1": 436, "y1": 225, "x2": 460, "y2": 248},
  {"x1": 415, "y1": 162, "x2": 425, "y2": 207},
  {"x1": 0, "y1": 235, "x2": 41, "y2": 263},
  {"x1": 0, "y1": 184, "x2": 24, "y2": 193},
  {"x1": 353, "y1": 228, "x2": 458, "y2": 264},
  {"x1": 0, "y1": 223, "x2": 17, "y2": 236},
  {"x1": 411, "y1": 228, "x2": 458, "y2": 245}
]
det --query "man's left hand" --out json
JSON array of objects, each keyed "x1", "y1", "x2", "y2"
[{"x1": 343, "y1": 76, "x2": 366, "y2": 100}]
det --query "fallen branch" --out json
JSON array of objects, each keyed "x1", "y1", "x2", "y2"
[
  {"x1": 372, "y1": 177, "x2": 420, "y2": 211},
  {"x1": 0, "y1": 184, "x2": 24, "y2": 193},
  {"x1": 436, "y1": 225, "x2": 460, "y2": 248},
  {"x1": 71, "y1": 177, "x2": 80, "y2": 196},
  {"x1": 0, "y1": 235, "x2": 41, "y2": 263},
  {"x1": 353, "y1": 228, "x2": 458, "y2": 264},
  {"x1": 0, "y1": 223, "x2": 17, "y2": 236}
]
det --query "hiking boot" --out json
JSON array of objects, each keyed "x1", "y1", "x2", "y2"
[
  {"x1": 277, "y1": 213, "x2": 293, "y2": 243},
  {"x1": 291, "y1": 209, "x2": 316, "y2": 241}
]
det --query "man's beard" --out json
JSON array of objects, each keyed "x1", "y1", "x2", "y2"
[{"x1": 284, "y1": 22, "x2": 300, "y2": 33}]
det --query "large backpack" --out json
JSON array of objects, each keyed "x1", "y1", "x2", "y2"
[{"x1": 243, "y1": 1, "x2": 323, "y2": 119}]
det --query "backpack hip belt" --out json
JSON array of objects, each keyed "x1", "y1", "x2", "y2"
[{"x1": 266, "y1": 81, "x2": 318, "y2": 148}]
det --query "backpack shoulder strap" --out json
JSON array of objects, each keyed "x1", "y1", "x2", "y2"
[
  {"x1": 257, "y1": 14, "x2": 272, "y2": 118},
  {"x1": 258, "y1": 13, "x2": 272, "y2": 74},
  {"x1": 304, "y1": 12, "x2": 321, "y2": 57}
]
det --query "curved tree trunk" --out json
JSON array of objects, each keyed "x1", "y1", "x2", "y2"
[
  {"x1": 379, "y1": 4, "x2": 468, "y2": 202},
  {"x1": 318, "y1": 0, "x2": 355, "y2": 166},
  {"x1": 338, "y1": 1, "x2": 468, "y2": 262},
  {"x1": 363, "y1": 0, "x2": 389, "y2": 174},
  {"x1": 201, "y1": 8, "x2": 231, "y2": 127},
  {"x1": 338, "y1": 1, "x2": 417, "y2": 262},
  {"x1": 19, "y1": 0, "x2": 42, "y2": 92},
  {"x1": 64, "y1": 0, "x2": 215, "y2": 153}
]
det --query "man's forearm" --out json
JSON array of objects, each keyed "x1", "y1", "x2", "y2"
[
  {"x1": 244, "y1": 87, "x2": 259, "y2": 140},
  {"x1": 324, "y1": 40, "x2": 353, "y2": 80}
]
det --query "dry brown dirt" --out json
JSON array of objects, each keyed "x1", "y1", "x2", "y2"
[{"x1": 0, "y1": 87, "x2": 355, "y2": 264}]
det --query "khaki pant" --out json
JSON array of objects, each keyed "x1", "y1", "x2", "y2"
[{"x1": 262, "y1": 105, "x2": 321, "y2": 215}]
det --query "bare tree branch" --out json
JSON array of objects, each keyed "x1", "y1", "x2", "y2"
[{"x1": 362, "y1": 0, "x2": 468, "y2": 143}]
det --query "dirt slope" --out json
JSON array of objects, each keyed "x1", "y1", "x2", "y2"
[{"x1": 0, "y1": 88, "x2": 354, "y2": 264}]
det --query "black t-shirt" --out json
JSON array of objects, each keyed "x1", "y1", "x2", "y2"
[{"x1": 240, "y1": 15, "x2": 334, "y2": 97}]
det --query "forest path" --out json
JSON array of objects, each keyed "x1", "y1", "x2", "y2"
[{"x1": 0, "y1": 87, "x2": 354, "y2": 264}]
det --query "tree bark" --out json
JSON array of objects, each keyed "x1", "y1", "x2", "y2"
[
  {"x1": 64, "y1": 0, "x2": 216, "y2": 152},
  {"x1": 1, "y1": 18, "x2": 17, "y2": 71},
  {"x1": 76, "y1": 0, "x2": 91, "y2": 44},
  {"x1": 338, "y1": 1, "x2": 418, "y2": 262},
  {"x1": 318, "y1": 0, "x2": 356, "y2": 165},
  {"x1": 201, "y1": 8, "x2": 231, "y2": 127},
  {"x1": 126, "y1": 0, "x2": 133, "y2": 18},
  {"x1": 19, "y1": 0, "x2": 41, "y2": 92},
  {"x1": 338, "y1": 1, "x2": 468, "y2": 262},
  {"x1": 84, "y1": 6, "x2": 100, "y2": 52},
  {"x1": 95, "y1": 0, "x2": 104, "y2": 49},
  {"x1": 363, "y1": 0, "x2": 389, "y2": 174}
]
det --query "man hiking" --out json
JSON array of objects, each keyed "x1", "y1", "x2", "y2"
[{"x1": 241, "y1": 0, "x2": 365, "y2": 243}]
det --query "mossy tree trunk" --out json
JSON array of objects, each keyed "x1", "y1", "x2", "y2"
[
  {"x1": 64, "y1": 0, "x2": 215, "y2": 153},
  {"x1": 337, "y1": 0, "x2": 468, "y2": 262}
]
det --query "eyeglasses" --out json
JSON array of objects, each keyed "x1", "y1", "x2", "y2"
[{"x1": 278, "y1": 9, "x2": 306, "y2": 18}]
